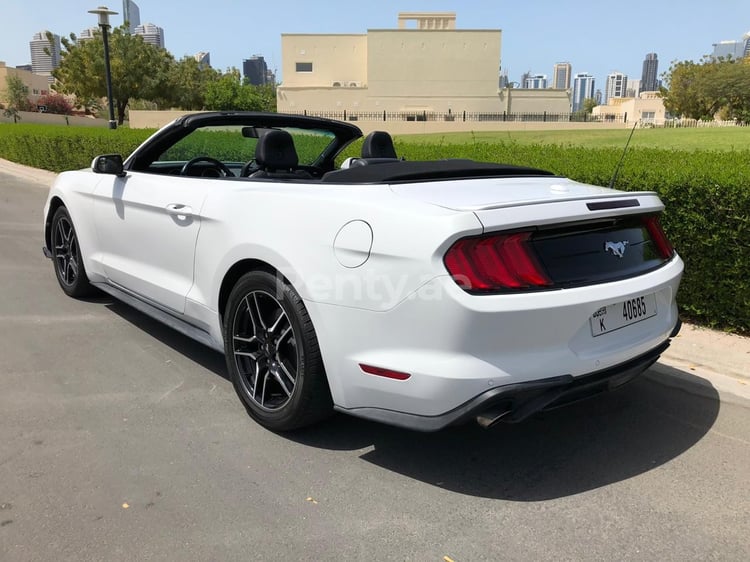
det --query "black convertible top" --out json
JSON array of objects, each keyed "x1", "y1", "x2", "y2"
[{"x1": 321, "y1": 159, "x2": 555, "y2": 184}]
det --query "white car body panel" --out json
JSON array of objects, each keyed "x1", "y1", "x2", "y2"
[{"x1": 93, "y1": 172, "x2": 209, "y2": 313}]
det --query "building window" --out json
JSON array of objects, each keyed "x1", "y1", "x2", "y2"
[{"x1": 295, "y1": 62, "x2": 313, "y2": 72}]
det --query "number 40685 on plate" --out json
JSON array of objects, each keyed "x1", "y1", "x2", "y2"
[{"x1": 591, "y1": 293, "x2": 658, "y2": 337}]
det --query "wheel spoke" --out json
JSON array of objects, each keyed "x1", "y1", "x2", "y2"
[
  {"x1": 233, "y1": 334, "x2": 258, "y2": 344},
  {"x1": 65, "y1": 258, "x2": 75, "y2": 284},
  {"x1": 242, "y1": 296, "x2": 258, "y2": 334},
  {"x1": 234, "y1": 350, "x2": 261, "y2": 360},
  {"x1": 270, "y1": 369, "x2": 292, "y2": 397},
  {"x1": 267, "y1": 309, "x2": 288, "y2": 336},
  {"x1": 260, "y1": 368, "x2": 271, "y2": 407},
  {"x1": 252, "y1": 293, "x2": 268, "y2": 331},
  {"x1": 277, "y1": 325, "x2": 293, "y2": 347},
  {"x1": 276, "y1": 358, "x2": 297, "y2": 388}
]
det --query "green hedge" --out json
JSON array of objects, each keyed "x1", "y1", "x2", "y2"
[
  {"x1": 0, "y1": 124, "x2": 152, "y2": 172},
  {"x1": 1, "y1": 124, "x2": 748, "y2": 333}
]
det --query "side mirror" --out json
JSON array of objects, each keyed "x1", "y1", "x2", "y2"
[{"x1": 91, "y1": 154, "x2": 125, "y2": 177}]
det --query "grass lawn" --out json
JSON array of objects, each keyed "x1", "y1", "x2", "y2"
[{"x1": 398, "y1": 126, "x2": 750, "y2": 151}]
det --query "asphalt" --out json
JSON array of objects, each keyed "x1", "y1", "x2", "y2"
[{"x1": 2, "y1": 156, "x2": 748, "y2": 402}]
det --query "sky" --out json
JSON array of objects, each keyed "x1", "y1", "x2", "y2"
[{"x1": 2, "y1": 0, "x2": 750, "y2": 90}]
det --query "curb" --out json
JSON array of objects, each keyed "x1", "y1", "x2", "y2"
[{"x1": 0, "y1": 158, "x2": 57, "y2": 188}]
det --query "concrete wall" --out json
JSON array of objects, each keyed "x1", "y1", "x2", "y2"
[
  {"x1": 281, "y1": 34, "x2": 368, "y2": 88},
  {"x1": 503, "y1": 89, "x2": 572, "y2": 113},
  {"x1": 128, "y1": 109, "x2": 633, "y2": 135},
  {"x1": 365, "y1": 29, "x2": 501, "y2": 99}
]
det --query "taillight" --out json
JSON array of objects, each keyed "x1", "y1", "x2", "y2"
[
  {"x1": 444, "y1": 231, "x2": 552, "y2": 292},
  {"x1": 643, "y1": 216, "x2": 674, "y2": 260}
]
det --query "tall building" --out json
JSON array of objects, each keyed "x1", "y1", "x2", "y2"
[
  {"x1": 122, "y1": 0, "x2": 141, "y2": 34},
  {"x1": 626, "y1": 79, "x2": 641, "y2": 98},
  {"x1": 711, "y1": 31, "x2": 750, "y2": 60},
  {"x1": 243, "y1": 55, "x2": 268, "y2": 86},
  {"x1": 553, "y1": 62, "x2": 571, "y2": 89},
  {"x1": 524, "y1": 73, "x2": 547, "y2": 89},
  {"x1": 78, "y1": 27, "x2": 99, "y2": 43},
  {"x1": 134, "y1": 23, "x2": 165, "y2": 49},
  {"x1": 498, "y1": 69, "x2": 509, "y2": 88},
  {"x1": 604, "y1": 72, "x2": 627, "y2": 103},
  {"x1": 29, "y1": 31, "x2": 61, "y2": 82},
  {"x1": 194, "y1": 51, "x2": 211, "y2": 68},
  {"x1": 641, "y1": 53, "x2": 659, "y2": 92},
  {"x1": 572, "y1": 72, "x2": 595, "y2": 112}
]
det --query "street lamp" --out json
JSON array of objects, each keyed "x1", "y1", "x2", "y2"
[{"x1": 88, "y1": 6, "x2": 118, "y2": 130}]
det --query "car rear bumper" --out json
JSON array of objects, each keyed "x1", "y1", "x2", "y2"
[{"x1": 336, "y1": 323, "x2": 678, "y2": 432}]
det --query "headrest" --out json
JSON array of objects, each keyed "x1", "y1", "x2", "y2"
[
  {"x1": 361, "y1": 130, "x2": 397, "y2": 159},
  {"x1": 255, "y1": 129, "x2": 299, "y2": 170}
]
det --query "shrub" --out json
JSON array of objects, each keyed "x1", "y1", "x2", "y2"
[{"x1": 36, "y1": 93, "x2": 74, "y2": 115}]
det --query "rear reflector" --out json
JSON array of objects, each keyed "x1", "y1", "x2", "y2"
[
  {"x1": 359, "y1": 364, "x2": 411, "y2": 381},
  {"x1": 444, "y1": 231, "x2": 552, "y2": 292}
]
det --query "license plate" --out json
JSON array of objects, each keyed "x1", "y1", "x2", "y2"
[{"x1": 590, "y1": 293, "x2": 657, "y2": 337}]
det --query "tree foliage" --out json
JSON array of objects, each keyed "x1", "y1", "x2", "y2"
[
  {"x1": 159, "y1": 56, "x2": 219, "y2": 110},
  {"x1": 204, "y1": 68, "x2": 277, "y2": 112},
  {"x1": 582, "y1": 97, "x2": 597, "y2": 114},
  {"x1": 52, "y1": 26, "x2": 278, "y2": 122},
  {"x1": 3, "y1": 74, "x2": 32, "y2": 123},
  {"x1": 662, "y1": 57, "x2": 750, "y2": 123},
  {"x1": 53, "y1": 26, "x2": 174, "y2": 124}
]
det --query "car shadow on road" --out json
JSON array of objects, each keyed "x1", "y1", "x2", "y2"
[
  {"x1": 99, "y1": 300, "x2": 720, "y2": 501},
  {"x1": 104, "y1": 300, "x2": 229, "y2": 381},
  {"x1": 288, "y1": 370, "x2": 720, "y2": 501}
]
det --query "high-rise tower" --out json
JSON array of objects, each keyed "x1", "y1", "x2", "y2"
[
  {"x1": 572, "y1": 73, "x2": 595, "y2": 112},
  {"x1": 641, "y1": 53, "x2": 659, "y2": 92},
  {"x1": 122, "y1": 0, "x2": 141, "y2": 34},
  {"x1": 29, "y1": 31, "x2": 61, "y2": 81},
  {"x1": 243, "y1": 56, "x2": 268, "y2": 86},
  {"x1": 553, "y1": 62, "x2": 572, "y2": 89},
  {"x1": 604, "y1": 72, "x2": 628, "y2": 104},
  {"x1": 134, "y1": 23, "x2": 165, "y2": 49}
]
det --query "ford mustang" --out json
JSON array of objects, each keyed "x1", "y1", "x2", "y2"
[{"x1": 42, "y1": 112, "x2": 683, "y2": 431}]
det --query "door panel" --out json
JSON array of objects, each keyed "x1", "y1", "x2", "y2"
[{"x1": 93, "y1": 172, "x2": 210, "y2": 313}]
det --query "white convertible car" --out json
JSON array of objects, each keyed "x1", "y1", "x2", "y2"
[{"x1": 43, "y1": 112, "x2": 683, "y2": 431}]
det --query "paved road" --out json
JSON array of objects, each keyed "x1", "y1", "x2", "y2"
[{"x1": 1, "y1": 173, "x2": 748, "y2": 561}]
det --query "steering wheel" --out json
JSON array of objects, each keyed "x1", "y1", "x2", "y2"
[
  {"x1": 180, "y1": 156, "x2": 233, "y2": 177},
  {"x1": 240, "y1": 159, "x2": 259, "y2": 177}
]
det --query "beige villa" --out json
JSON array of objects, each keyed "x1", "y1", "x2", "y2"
[
  {"x1": 276, "y1": 13, "x2": 571, "y2": 116},
  {"x1": 0, "y1": 61, "x2": 54, "y2": 107},
  {"x1": 592, "y1": 91, "x2": 667, "y2": 124}
]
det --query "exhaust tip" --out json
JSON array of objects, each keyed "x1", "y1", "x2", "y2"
[{"x1": 476, "y1": 405, "x2": 512, "y2": 429}]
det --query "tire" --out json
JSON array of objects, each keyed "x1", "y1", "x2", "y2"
[
  {"x1": 224, "y1": 270, "x2": 333, "y2": 431},
  {"x1": 50, "y1": 206, "x2": 95, "y2": 298}
]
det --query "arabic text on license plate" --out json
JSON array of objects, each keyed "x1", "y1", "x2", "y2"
[{"x1": 590, "y1": 294, "x2": 657, "y2": 337}]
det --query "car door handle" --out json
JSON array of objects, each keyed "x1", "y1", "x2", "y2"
[{"x1": 165, "y1": 204, "x2": 193, "y2": 218}]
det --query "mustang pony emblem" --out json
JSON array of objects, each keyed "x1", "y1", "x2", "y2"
[{"x1": 604, "y1": 240, "x2": 629, "y2": 258}]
